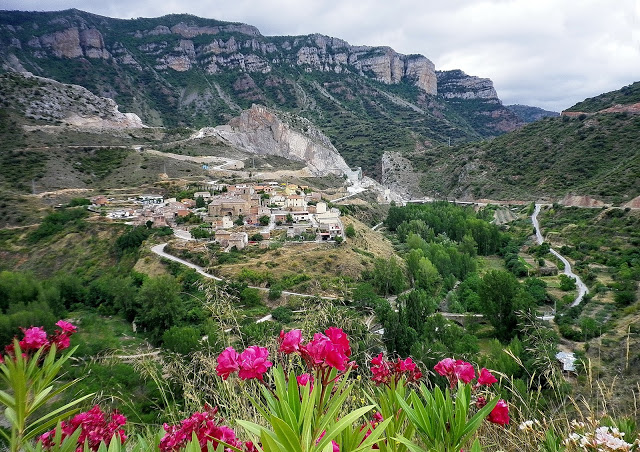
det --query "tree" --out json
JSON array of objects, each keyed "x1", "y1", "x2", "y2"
[
  {"x1": 259, "y1": 215, "x2": 270, "y2": 226},
  {"x1": 478, "y1": 270, "x2": 526, "y2": 341},
  {"x1": 371, "y1": 257, "x2": 406, "y2": 296},
  {"x1": 136, "y1": 276, "x2": 184, "y2": 344},
  {"x1": 240, "y1": 287, "x2": 262, "y2": 306},
  {"x1": 345, "y1": 224, "x2": 356, "y2": 238},
  {"x1": 285, "y1": 213, "x2": 293, "y2": 224},
  {"x1": 195, "y1": 196, "x2": 206, "y2": 208},
  {"x1": 234, "y1": 215, "x2": 245, "y2": 226}
]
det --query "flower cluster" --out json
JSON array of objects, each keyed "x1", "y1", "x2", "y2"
[
  {"x1": 159, "y1": 405, "x2": 253, "y2": 452},
  {"x1": 434, "y1": 358, "x2": 508, "y2": 425},
  {"x1": 370, "y1": 353, "x2": 422, "y2": 387},
  {"x1": 563, "y1": 420, "x2": 636, "y2": 451},
  {"x1": 2, "y1": 320, "x2": 77, "y2": 363},
  {"x1": 39, "y1": 405, "x2": 126, "y2": 452},
  {"x1": 216, "y1": 345, "x2": 272, "y2": 381},
  {"x1": 279, "y1": 328, "x2": 356, "y2": 372}
]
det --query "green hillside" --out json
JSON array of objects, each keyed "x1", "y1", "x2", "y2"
[
  {"x1": 565, "y1": 81, "x2": 640, "y2": 112},
  {"x1": 413, "y1": 111, "x2": 640, "y2": 203}
]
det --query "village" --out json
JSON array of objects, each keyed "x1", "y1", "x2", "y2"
[{"x1": 92, "y1": 181, "x2": 345, "y2": 251}]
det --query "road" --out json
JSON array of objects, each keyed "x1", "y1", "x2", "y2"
[
  {"x1": 150, "y1": 243, "x2": 337, "y2": 300},
  {"x1": 532, "y1": 204, "x2": 589, "y2": 307}
]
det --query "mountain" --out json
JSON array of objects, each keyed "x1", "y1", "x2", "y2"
[
  {"x1": 382, "y1": 82, "x2": 640, "y2": 204},
  {"x1": 506, "y1": 104, "x2": 559, "y2": 123},
  {"x1": 0, "y1": 9, "x2": 522, "y2": 179}
]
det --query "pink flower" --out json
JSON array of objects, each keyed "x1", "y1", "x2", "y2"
[
  {"x1": 487, "y1": 400, "x2": 509, "y2": 425},
  {"x1": 434, "y1": 358, "x2": 456, "y2": 377},
  {"x1": 324, "y1": 327, "x2": 351, "y2": 357},
  {"x1": 434, "y1": 358, "x2": 475, "y2": 387},
  {"x1": 279, "y1": 329, "x2": 303, "y2": 354},
  {"x1": 476, "y1": 396, "x2": 487, "y2": 408},
  {"x1": 395, "y1": 357, "x2": 416, "y2": 373},
  {"x1": 454, "y1": 361, "x2": 475, "y2": 384},
  {"x1": 477, "y1": 368, "x2": 497, "y2": 386},
  {"x1": 296, "y1": 373, "x2": 314, "y2": 390},
  {"x1": 370, "y1": 353, "x2": 391, "y2": 385},
  {"x1": 238, "y1": 346, "x2": 272, "y2": 381},
  {"x1": 216, "y1": 347, "x2": 240, "y2": 380},
  {"x1": 159, "y1": 406, "x2": 245, "y2": 452},
  {"x1": 39, "y1": 405, "x2": 126, "y2": 451},
  {"x1": 19, "y1": 327, "x2": 49, "y2": 350},
  {"x1": 52, "y1": 333, "x2": 71, "y2": 351},
  {"x1": 55, "y1": 320, "x2": 77, "y2": 334}
]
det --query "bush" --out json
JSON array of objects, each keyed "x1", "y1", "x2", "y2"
[
  {"x1": 240, "y1": 287, "x2": 263, "y2": 306},
  {"x1": 271, "y1": 306, "x2": 292, "y2": 323},
  {"x1": 162, "y1": 326, "x2": 202, "y2": 354},
  {"x1": 345, "y1": 224, "x2": 356, "y2": 238},
  {"x1": 268, "y1": 284, "x2": 283, "y2": 300}
]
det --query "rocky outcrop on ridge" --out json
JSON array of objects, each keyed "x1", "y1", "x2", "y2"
[
  {"x1": 197, "y1": 104, "x2": 356, "y2": 177},
  {"x1": 0, "y1": 71, "x2": 144, "y2": 129},
  {"x1": 436, "y1": 69, "x2": 499, "y2": 101}
]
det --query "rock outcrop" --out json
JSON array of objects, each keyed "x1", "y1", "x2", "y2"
[
  {"x1": 2, "y1": 12, "x2": 436, "y2": 94},
  {"x1": 0, "y1": 72, "x2": 144, "y2": 129},
  {"x1": 37, "y1": 27, "x2": 110, "y2": 59},
  {"x1": 436, "y1": 69, "x2": 499, "y2": 101},
  {"x1": 197, "y1": 105, "x2": 355, "y2": 177}
]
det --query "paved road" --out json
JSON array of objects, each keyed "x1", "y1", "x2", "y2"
[
  {"x1": 532, "y1": 204, "x2": 589, "y2": 307},
  {"x1": 150, "y1": 243, "x2": 337, "y2": 301}
]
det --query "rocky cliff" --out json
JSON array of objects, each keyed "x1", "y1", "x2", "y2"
[
  {"x1": 0, "y1": 10, "x2": 436, "y2": 94},
  {"x1": 436, "y1": 70, "x2": 499, "y2": 101},
  {"x1": 0, "y1": 71, "x2": 144, "y2": 129},
  {"x1": 198, "y1": 104, "x2": 355, "y2": 177},
  {"x1": 0, "y1": 9, "x2": 521, "y2": 179}
]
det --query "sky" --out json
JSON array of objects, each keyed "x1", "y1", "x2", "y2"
[{"x1": 3, "y1": 0, "x2": 639, "y2": 111}]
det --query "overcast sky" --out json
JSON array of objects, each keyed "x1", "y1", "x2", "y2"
[{"x1": 4, "y1": 0, "x2": 639, "y2": 111}]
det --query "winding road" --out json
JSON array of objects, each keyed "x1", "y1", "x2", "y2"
[
  {"x1": 151, "y1": 243, "x2": 337, "y2": 300},
  {"x1": 532, "y1": 204, "x2": 589, "y2": 307}
]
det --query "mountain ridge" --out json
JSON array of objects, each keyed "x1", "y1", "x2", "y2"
[{"x1": 0, "y1": 9, "x2": 522, "y2": 178}]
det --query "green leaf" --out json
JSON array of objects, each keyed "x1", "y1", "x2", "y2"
[
  {"x1": 271, "y1": 416, "x2": 302, "y2": 452},
  {"x1": 317, "y1": 405, "x2": 373, "y2": 451}
]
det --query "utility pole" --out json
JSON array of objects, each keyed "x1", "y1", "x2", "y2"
[{"x1": 448, "y1": 137, "x2": 451, "y2": 147}]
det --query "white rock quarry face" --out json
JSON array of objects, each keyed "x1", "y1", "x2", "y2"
[{"x1": 209, "y1": 105, "x2": 355, "y2": 177}]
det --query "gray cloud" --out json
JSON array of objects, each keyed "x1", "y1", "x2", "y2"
[{"x1": 3, "y1": 0, "x2": 639, "y2": 111}]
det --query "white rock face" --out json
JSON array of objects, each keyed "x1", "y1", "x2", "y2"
[
  {"x1": 196, "y1": 105, "x2": 356, "y2": 177},
  {"x1": 437, "y1": 70, "x2": 499, "y2": 101}
]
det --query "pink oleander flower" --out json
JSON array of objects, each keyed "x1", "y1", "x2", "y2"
[
  {"x1": 296, "y1": 373, "x2": 314, "y2": 390},
  {"x1": 434, "y1": 358, "x2": 456, "y2": 376},
  {"x1": 371, "y1": 353, "x2": 391, "y2": 385},
  {"x1": 476, "y1": 396, "x2": 487, "y2": 409},
  {"x1": 454, "y1": 361, "x2": 475, "y2": 384},
  {"x1": 39, "y1": 405, "x2": 126, "y2": 452},
  {"x1": 477, "y1": 368, "x2": 498, "y2": 386},
  {"x1": 19, "y1": 326, "x2": 49, "y2": 350},
  {"x1": 238, "y1": 346, "x2": 272, "y2": 381},
  {"x1": 324, "y1": 327, "x2": 351, "y2": 357},
  {"x1": 434, "y1": 358, "x2": 475, "y2": 388},
  {"x1": 159, "y1": 405, "x2": 246, "y2": 452},
  {"x1": 300, "y1": 328, "x2": 352, "y2": 371},
  {"x1": 279, "y1": 329, "x2": 303, "y2": 354},
  {"x1": 55, "y1": 320, "x2": 77, "y2": 334},
  {"x1": 395, "y1": 357, "x2": 416, "y2": 373},
  {"x1": 216, "y1": 347, "x2": 240, "y2": 380},
  {"x1": 487, "y1": 399, "x2": 509, "y2": 425}
]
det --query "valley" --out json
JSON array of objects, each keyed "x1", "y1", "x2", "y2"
[{"x1": 0, "y1": 8, "x2": 639, "y2": 452}]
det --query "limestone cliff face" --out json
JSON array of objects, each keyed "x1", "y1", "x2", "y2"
[
  {"x1": 37, "y1": 27, "x2": 110, "y2": 59},
  {"x1": 2, "y1": 12, "x2": 436, "y2": 94},
  {"x1": 436, "y1": 70, "x2": 499, "y2": 101},
  {"x1": 204, "y1": 104, "x2": 354, "y2": 176}
]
